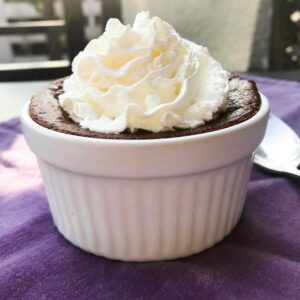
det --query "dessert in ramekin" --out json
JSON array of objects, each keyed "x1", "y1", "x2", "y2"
[{"x1": 22, "y1": 12, "x2": 269, "y2": 261}]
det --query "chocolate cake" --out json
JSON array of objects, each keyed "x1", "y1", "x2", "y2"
[{"x1": 29, "y1": 74, "x2": 261, "y2": 140}]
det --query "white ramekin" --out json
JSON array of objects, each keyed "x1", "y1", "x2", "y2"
[{"x1": 21, "y1": 94, "x2": 269, "y2": 261}]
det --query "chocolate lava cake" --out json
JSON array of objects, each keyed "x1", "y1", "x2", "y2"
[{"x1": 29, "y1": 75, "x2": 261, "y2": 140}]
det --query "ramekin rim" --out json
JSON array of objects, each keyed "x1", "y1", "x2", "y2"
[{"x1": 21, "y1": 93, "x2": 269, "y2": 146}]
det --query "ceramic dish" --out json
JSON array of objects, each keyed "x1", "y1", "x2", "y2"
[{"x1": 21, "y1": 93, "x2": 269, "y2": 261}]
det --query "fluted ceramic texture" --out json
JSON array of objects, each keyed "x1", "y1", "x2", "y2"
[{"x1": 38, "y1": 155, "x2": 253, "y2": 261}]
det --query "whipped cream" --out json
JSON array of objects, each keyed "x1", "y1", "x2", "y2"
[{"x1": 59, "y1": 11, "x2": 229, "y2": 134}]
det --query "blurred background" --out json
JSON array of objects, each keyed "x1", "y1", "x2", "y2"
[{"x1": 0, "y1": 0, "x2": 299, "y2": 81}]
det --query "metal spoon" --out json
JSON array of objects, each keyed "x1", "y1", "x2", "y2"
[{"x1": 254, "y1": 114, "x2": 300, "y2": 178}]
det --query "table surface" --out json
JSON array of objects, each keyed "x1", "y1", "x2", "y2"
[
  {"x1": 1, "y1": 74, "x2": 300, "y2": 299},
  {"x1": 0, "y1": 80, "x2": 51, "y2": 122},
  {"x1": 248, "y1": 70, "x2": 300, "y2": 82}
]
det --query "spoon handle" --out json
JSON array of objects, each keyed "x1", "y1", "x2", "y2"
[{"x1": 284, "y1": 167, "x2": 300, "y2": 178}]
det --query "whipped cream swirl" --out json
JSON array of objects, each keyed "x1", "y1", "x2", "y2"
[{"x1": 59, "y1": 11, "x2": 229, "y2": 133}]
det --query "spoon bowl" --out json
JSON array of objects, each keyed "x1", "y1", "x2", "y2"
[{"x1": 254, "y1": 113, "x2": 300, "y2": 178}]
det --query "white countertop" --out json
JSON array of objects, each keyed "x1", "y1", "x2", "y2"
[{"x1": 0, "y1": 80, "x2": 51, "y2": 122}]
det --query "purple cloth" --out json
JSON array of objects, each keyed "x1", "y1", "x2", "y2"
[{"x1": 0, "y1": 76, "x2": 300, "y2": 300}]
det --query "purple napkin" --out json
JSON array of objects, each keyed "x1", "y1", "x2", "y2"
[{"x1": 1, "y1": 76, "x2": 299, "y2": 300}]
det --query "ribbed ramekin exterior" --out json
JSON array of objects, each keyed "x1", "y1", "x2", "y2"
[{"x1": 38, "y1": 155, "x2": 253, "y2": 261}]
